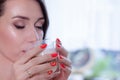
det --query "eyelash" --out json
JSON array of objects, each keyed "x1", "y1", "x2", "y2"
[
  {"x1": 36, "y1": 26, "x2": 43, "y2": 30},
  {"x1": 15, "y1": 25, "x2": 25, "y2": 29},
  {"x1": 14, "y1": 25, "x2": 43, "y2": 30}
]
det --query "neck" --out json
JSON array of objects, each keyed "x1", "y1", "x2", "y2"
[{"x1": 0, "y1": 53, "x2": 14, "y2": 80}]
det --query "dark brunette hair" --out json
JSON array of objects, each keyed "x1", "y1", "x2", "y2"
[
  {"x1": 0, "y1": 0, "x2": 6, "y2": 16},
  {"x1": 0, "y1": 0, "x2": 49, "y2": 39},
  {"x1": 36, "y1": 0, "x2": 49, "y2": 39}
]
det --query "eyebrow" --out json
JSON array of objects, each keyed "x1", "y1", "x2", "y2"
[
  {"x1": 12, "y1": 15, "x2": 44, "y2": 21},
  {"x1": 12, "y1": 16, "x2": 30, "y2": 20}
]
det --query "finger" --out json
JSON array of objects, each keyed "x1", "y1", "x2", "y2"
[
  {"x1": 59, "y1": 55, "x2": 71, "y2": 67},
  {"x1": 25, "y1": 61, "x2": 58, "y2": 78},
  {"x1": 29, "y1": 70, "x2": 59, "y2": 80},
  {"x1": 19, "y1": 61, "x2": 57, "y2": 80},
  {"x1": 29, "y1": 74, "x2": 50, "y2": 80},
  {"x1": 24, "y1": 53, "x2": 58, "y2": 70},
  {"x1": 57, "y1": 46, "x2": 68, "y2": 57},
  {"x1": 56, "y1": 45, "x2": 68, "y2": 58},
  {"x1": 16, "y1": 43, "x2": 47, "y2": 64},
  {"x1": 53, "y1": 66, "x2": 71, "y2": 80},
  {"x1": 56, "y1": 38, "x2": 68, "y2": 57},
  {"x1": 60, "y1": 65, "x2": 71, "y2": 75}
]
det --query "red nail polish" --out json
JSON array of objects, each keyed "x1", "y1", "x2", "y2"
[
  {"x1": 50, "y1": 61, "x2": 57, "y2": 66},
  {"x1": 59, "y1": 55, "x2": 63, "y2": 59},
  {"x1": 51, "y1": 53, "x2": 58, "y2": 57},
  {"x1": 40, "y1": 44, "x2": 47, "y2": 49},
  {"x1": 56, "y1": 38, "x2": 62, "y2": 45},
  {"x1": 56, "y1": 43, "x2": 61, "y2": 48},
  {"x1": 47, "y1": 70, "x2": 53, "y2": 75},
  {"x1": 56, "y1": 38, "x2": 61, "y2": 43},
  {"x1": 60, "y1": 63, "x2": 66, "y2": 68}
]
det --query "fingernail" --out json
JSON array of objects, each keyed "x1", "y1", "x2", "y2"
[
  {"x1": 40, "y1": 44, "x2": 47, "y2": 49},
  {"x1": 56, "y1": 38, "x2": 62, "y2": 45},
  {"x1": 60, "y1": 63, "x2": 66, "y2": 68},
  {"x1": 59, "y1": 55, "x2": 63, "y2": 59},
  {"x1": 50, "y1": 61, "x2": 57, "y2": 66},
  {"x1": 56, "y1": 43, "x2": 61, "y2": 48},
  {"x1": 51, "y1": 53, "x2": 58, "y2": 57},
  {"x1": 56, "y1": 38, "x2": 61, "y2": 43},
  {"x1": 47, "y1": 70, "x2": 53, "y2": 75}
]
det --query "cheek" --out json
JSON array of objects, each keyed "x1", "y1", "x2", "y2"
[{"x1": 0, "y1": 27, "x2": 21, "y2": 61}]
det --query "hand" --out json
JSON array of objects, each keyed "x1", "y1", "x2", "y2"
[
  {"x1": 51, "y1": 38, "x2": 72, "y2": 80},
  {"x1": 13, "y1": 44, "x2": 59, "y2": 80}
]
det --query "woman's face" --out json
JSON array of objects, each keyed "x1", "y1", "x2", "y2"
[{"x1": 0, "y1": 0, "x2": 44, "y2": 62}]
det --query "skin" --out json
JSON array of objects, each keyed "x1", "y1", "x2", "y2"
[
  {"x1": 0, "y1": 0, "x2": 44, "y2": 62},
  {"x1": 0, "y1": 0, "x2": 71, "y2": 80}
]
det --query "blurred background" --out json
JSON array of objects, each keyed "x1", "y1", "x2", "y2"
[{"x1": 45, "y1": 0, "x2": 120, "y2": 80}]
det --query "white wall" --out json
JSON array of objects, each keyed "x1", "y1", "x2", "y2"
[{"x1": 44, "y1": 0, "x2": 120, "y2": 51}]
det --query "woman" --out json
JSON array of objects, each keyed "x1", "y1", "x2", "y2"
[{"x1": 0, "y1": 0, "x2": 71, "y2": 80}]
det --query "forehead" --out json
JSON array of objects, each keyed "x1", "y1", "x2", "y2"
[{"x1": 4, "y1": 0, "x2": 43, "y2": 19}]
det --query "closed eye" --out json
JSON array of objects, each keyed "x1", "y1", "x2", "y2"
[
  {"x1": 14, "y1": 25, "x2": 25, "y2": 29},
  {"x1": 36, "y1": 26, "x2": 43, "y2": 30}
]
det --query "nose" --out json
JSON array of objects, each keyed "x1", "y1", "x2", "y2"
[{"x1": 26, "y1": 28, "x2": 39, "y2": 43}]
